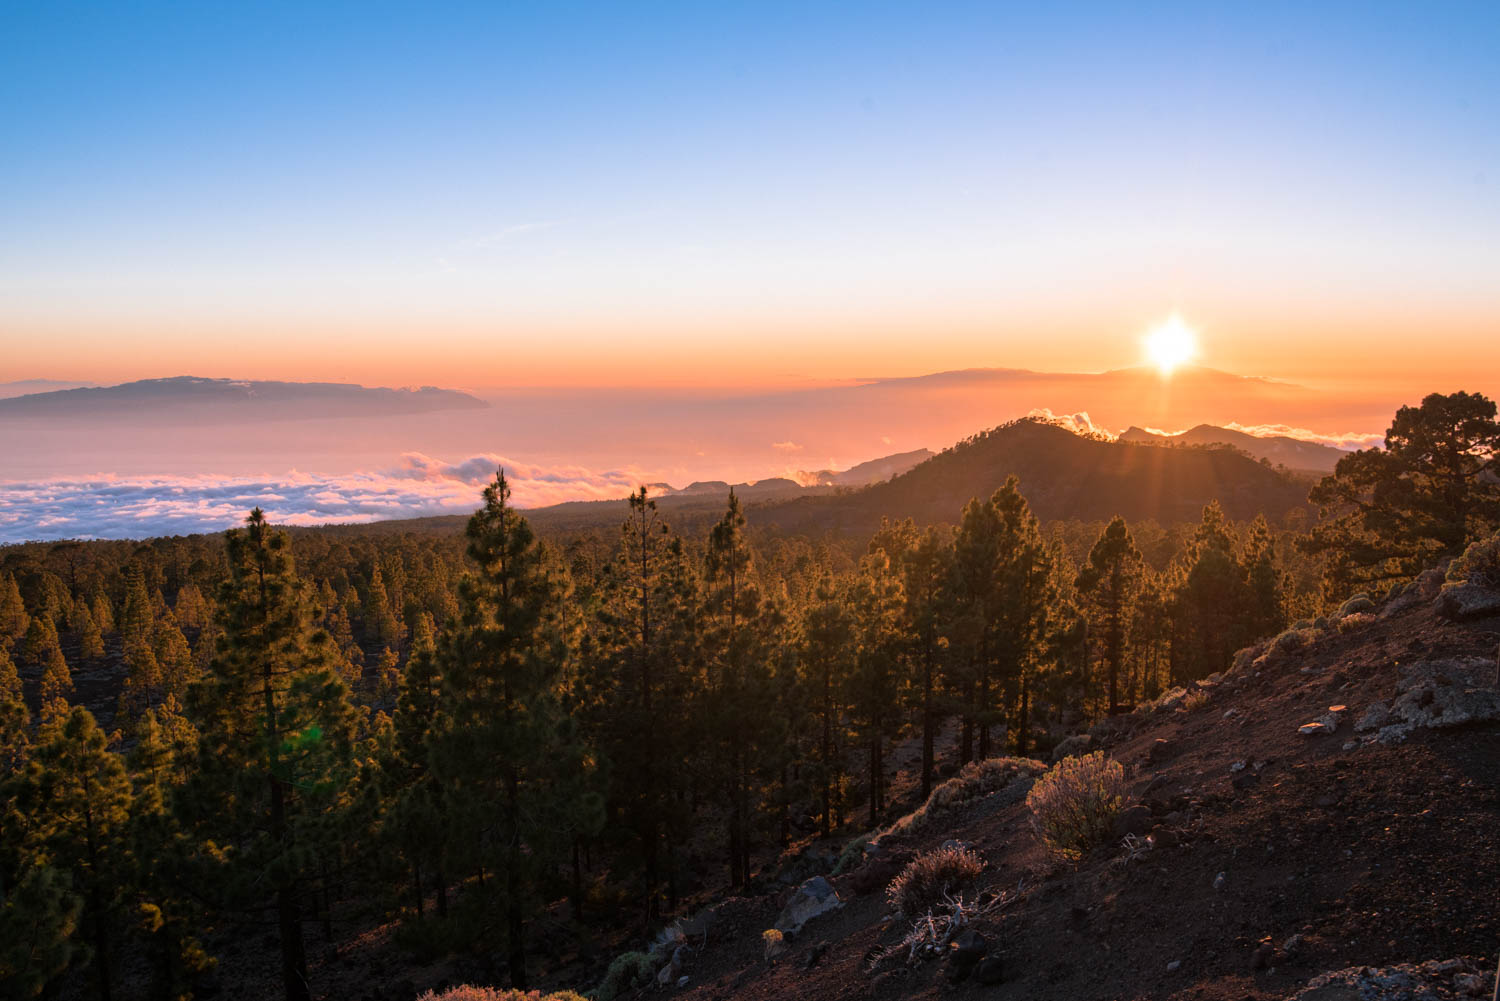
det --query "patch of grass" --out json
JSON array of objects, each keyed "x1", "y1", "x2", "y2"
[
  {"x1": 885, "y1": 845, "x2": 984, "y2": 915},
  {"x1": 1026, "y1": 752, "x2": 1128, "y2": 859},
  {"x1": 1337, "y1": 594, "x2": 1375, "y2": 617}
]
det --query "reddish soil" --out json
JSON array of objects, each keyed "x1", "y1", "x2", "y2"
[{"x1": 661, "y1": 601, "x2": 1500, "y2": 1001}]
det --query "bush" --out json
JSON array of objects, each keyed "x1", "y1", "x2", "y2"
[
  {"x1": 885, "y1": 845, "x2": 985, "y2": 915},
  {"x1": 591, "y1": 951, "x2": 657, "y2": 1001},
  {"x1": 1026, "y1": 752, "x2": 1128, "y2": 858},
  {"x1": 831, "y1": 831, "x2": 876, "y2": 876},
  {"x1": 1337, "y1": 594, "x2": 1375, "y2": 617},
  {"x1": 1337, "y1": 611, "x2": 1375, "y2": 633},
  {"x1": 1447, "y1": 531, "x2": 1500, "y2": 588},
  {"x1": 881, "y1": 757, "x2": 1046, "y2": 838}
]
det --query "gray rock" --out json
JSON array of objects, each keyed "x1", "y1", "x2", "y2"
[
  {"x1": 1148, "y1": 738, "x2": 1177, "y2": 763},
  {"x1": 1212, "y1": 871, "x2": 1226, "y2": 891},
  {"x1": 774, "y1": 875, "x2": 844, "y2": 934},
  {"x1": 1356, "y1": 702, "x2": 1391, "y2": 733},
  {"x1": 1436, "y1": 583, "x2": 1500, "y2": 621},
  {"x1": 1167, "y1": 959, "x2": 1182, "y2": 972}
]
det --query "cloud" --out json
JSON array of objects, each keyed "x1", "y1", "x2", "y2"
[
  {"x1": 0, "y1": 453, "x2": 652, "y2": 544},
  {"x1": 1221, "y1": 422, "x2": 1383, "y2": 450},
  {"x1": 1026, "y1": 408, "x2": 1116, "y2": 440},
  {"x1": 770, "y1": 441, "x2": 803, "y2": 453}
]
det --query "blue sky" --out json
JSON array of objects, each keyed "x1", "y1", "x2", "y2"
[{"x1": 2, "y1": 1, "x2": 1497, "y2": 387}]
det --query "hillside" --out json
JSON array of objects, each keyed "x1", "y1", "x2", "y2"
[
  {"x1": 0, "y1": 376, "x2": 489, "y2": 423},
  {"x1": 555, "y1": 569, "x2": 1500, "y2": 1001},
  {"x1": 749, "y1": 419, "x2": 1313, "y2": 536},
  {"x1": 1119, "y1": 423, "x2": 1349, "y2": 475}
]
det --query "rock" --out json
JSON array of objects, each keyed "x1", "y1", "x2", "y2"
[
  {"x1": 677, "y1": 976, "x2": 690, "y2": 989},
  {"x1": 802, "y1": 941, "x2": 827, "y2": 969},
  {"x1": 774, "y1": 876, "x2": 844, "y2": 934},
  {"x1": 1148, "y1": 738, "x2": 1177, "y2": 763},
  {"x1": 1111, "y1": 804, "x2": 1154, "y2": 840},
  {"x1": 1417, "y1": 566, "x2": 1447, "y2": 599},
  {"x1": 1147, "y1": 828, "x2": 1179, "y2": 849},
  {"x1": 1281, "y1": 933, "x2": 1304, "y2": 954},
  {"x1": 1051, "y1": 732, "x2": 1094, "y2": 763},
  {"x1": 1167, "y1": 959, "x2": 1182, "y2": 972},
  {"x1": 1232, "y1": 770, "x2": 1261, "y2": 791},
  {"x1": 1212, "y1": 871, "x2": 1226, "y2": 891},
  {"x1": 1229, "y1": 759, "x2": 1247, "y2": 772},
  {"x1": 657, "y1": 963, "x2": 676, "y2": 987},
  {"x1": 1298, "y1": 721, "x2": 1334, "y2": 737},
  {"x1": 973, "y1": 954, "x2": 1005, "y2": 985},
  {"x1": 947, "y1": 930, "x2": 987, "y2": 981},
  {"x1": 1251, "y1": 942, "x2": 1274, "y2": 970},
  {"x1": 1437, "y1": 582, "x2": 1500, "y2": 621},
  {"x1": 1452, "y1": 972, "x2": 1485, "y2": 996},
  {"x1": 1356, "y1": 703, "x2": 1391, "y2": 733}
]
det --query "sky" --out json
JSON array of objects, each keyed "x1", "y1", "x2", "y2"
[{"x1": 3, "y1": 1, "x2": 1498, "y2": 389}]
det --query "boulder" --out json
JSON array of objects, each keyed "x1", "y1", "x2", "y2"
[
  {"x1": 946, "y1": 930, "x2": 987, "y2": 981},
  {"x1": 1147, "y1": 738, "x2": 1177, "y2": 763},
  {"x1": 1111, "y1": 804, "x2": 1153, "y2": 840},
  {"x1": 774, "y1": 876, "x2": 844, "y2": 934},
  {"x1": 1437, "y1": 583, "x2": 1500, "y2": 621}
]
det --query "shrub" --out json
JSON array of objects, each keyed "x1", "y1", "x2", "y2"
[
  {"x1": 591, "y1": 951, "x2": 657, "y2": 1001},
  {"x1": 881, "y1": 757, "x2": 1046, "y2": 838},
  {"x1": 1337, "y1": 594, "x2": 1375, "y2": 618},
  {"x1": 762, "y1": 927, "x2": 786, "y2": 961},
  {"x1": 1026, "y1": 752, "x2": 1128, "y2": 858},
  {"x1": 885, "y1": 845, "x2": 985, "y2": 915},
  {"x1": 831, "y1": 831, "x2": 876, "y2": 875},
  {"x1": 1447, "y1": 531, "x2": 1500, "y2": 588},
  {"x1": 1337, "y1": 611, "x2": 1375, "y2": 633}
]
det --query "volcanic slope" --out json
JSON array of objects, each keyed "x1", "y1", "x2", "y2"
[
  {"x1": 621, "y1": 573, "x2": 1499, "y2": 1001},
  {"x1": 752, "y1": 418, "x2": 1313, "y2": 536}
]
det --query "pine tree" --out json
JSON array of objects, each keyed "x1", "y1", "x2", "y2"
[
  {"x1": 702, "y1": 490, "x2": 778, "y2": 887},
  {"x1": 1304, "y1": 391, "x2": 1500, "y2": 589},
  {"x1": 76, "y1": 602, "x2": 106, "y2": 661},
  {"x1": 1076, "y1": 517, "x2": 1144, "y2": 716},
  {"x1": 182, "y1": 509, "x2": 357, "y2": 1001},
  {"x1": 0, "y1": 573, "x2": 28, "y2": 650},
  {"x1": 172, "y1": 582, "x2": 210, "y2": 632},
  {"x1": 1240, "y1": 515, "x2": 1288, "y2": 639},
  {"x1": 120, "y1": 566, "x2": 155, "y2": 659},
  {"x1": 19, "y1": 706, "x2": 133, "y2": 1001},
  {"x1": 0, "y1": 863, "x2": 81, "y2": 999},
  {"x1": 364, "y1": 566, "x2": 403, "y2": 650},
  {"x1": 799, "y1": 577, "x2": 854, "y2": 836},
  {"x1": 0, "y1": 646, "x2": 28, "y2": 776},
  {"x1": 25, "y1": 614, "x2": 61, "y2": 666},
  {"x1": 40, "y1": 646, "x2": 73, "y2": 724},
  {"x1": 949, "y1": 493, "x2": 1004, "y2": 761},
  {"x1": 91, "y1": 592, "x2": 115, "y2": 637},
  {"x1": 428, "y1": 471, "x2": 599, "y2": 988},
  {"x1": 1171, "y1": 503, "x2": 1254, "y2": 683},
  {"x1": 988, "y1": 479, "x2": 1055, "y2": 758},
  {"x1": 154, "y1": 616, "x2": 196, "y2": 701},
  {"x1": 846, "y1": 552, "x2": 905, "y2": 826}
]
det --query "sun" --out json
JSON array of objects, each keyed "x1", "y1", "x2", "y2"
[{"x1": 1144, "y1": 315, "x2": 1198, "y2": 375}]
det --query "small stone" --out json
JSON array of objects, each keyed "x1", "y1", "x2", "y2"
[
  {"x1": 1453, "y1": 973, "x2": 1484, "y2": 996},
  {"x1": 676, "y1": 976, "x2": 690, "y2": 989},
  {"x1": 1229, "y1": 760, "x2": 1247, "y2": 773},
  {"x1": 1112, "y1": 804, "x2": 1154, "y2": 840},
  {"x1": 1298, "y1": 721, "x2": 1333, "y2": 737},
  {"x1": 1251, "y1": 942, "x2": 1274, "y2": 970},
  {"x1": 1166, "y1": 959, "x2": 1182, "y2": 972},
  {"x1": 1212, "y1": 871, "x2": 1226, "y2": 891}
]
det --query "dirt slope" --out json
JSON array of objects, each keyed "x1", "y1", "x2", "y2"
[{"x1": 657, "y1": 586, "x2": 1500, "y2": 1001}]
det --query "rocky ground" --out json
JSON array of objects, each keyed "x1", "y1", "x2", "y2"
[{"x1": 612, "y1": 574, "x2": 1500, "y2": 1001}]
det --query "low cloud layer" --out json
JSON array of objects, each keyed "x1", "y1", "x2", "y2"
[
  {"x1": 1221, "y1": 422, "x2": 1383, "y2": 451},
  {"x1": 1025, "y1": 408, "x2": 1115, "y2": 440},
  {"x1": 0, "y1": 453, "x2": 650, "y2": 543}
]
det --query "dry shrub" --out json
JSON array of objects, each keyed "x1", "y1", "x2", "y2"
[
  {"x1": 881, "y1": 756, "x2": 1046, "y2": 838},
  {"x1": 885, "y1": 845, "x2": 984, "y2": 915},
  {"x1": 590, "y1": 951, "x2": 657, "y2": 1001},
  {"x1": 1337, "y1": 611, "x2": 1375, "y2": 633},
  {"x1": 1026, "y1": 752, "x2": 1128, "y2": 858}
]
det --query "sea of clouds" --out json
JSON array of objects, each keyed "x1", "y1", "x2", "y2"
[{"x1": 0, "y1": 452, "x2": 649, "y2": 544}]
